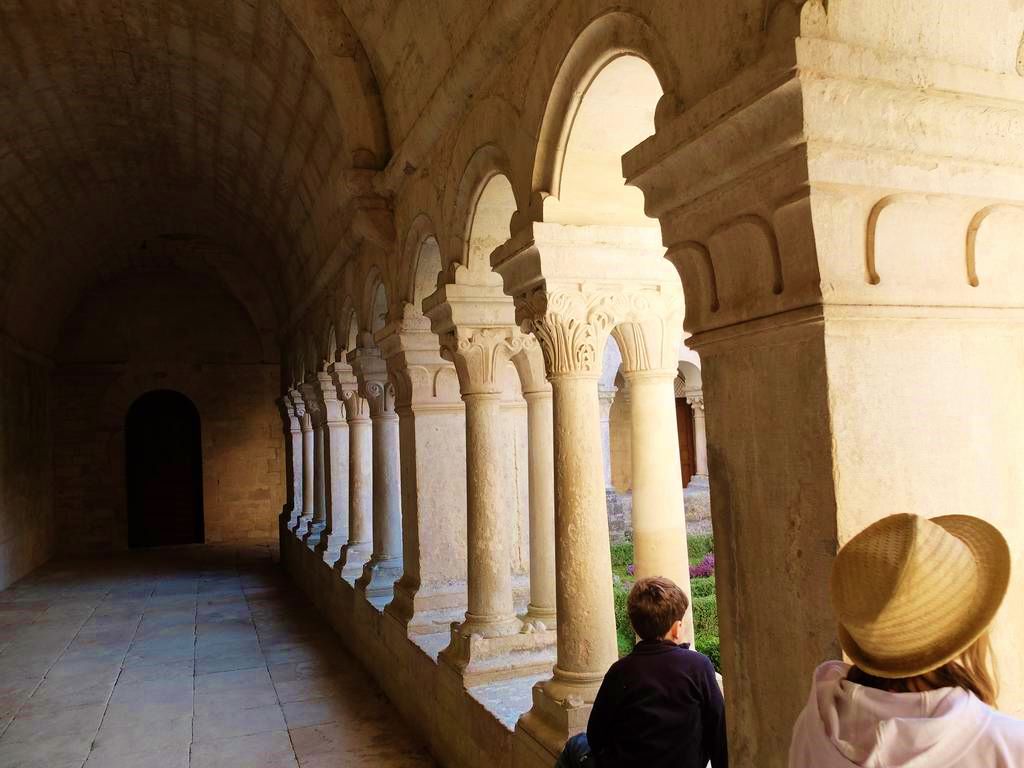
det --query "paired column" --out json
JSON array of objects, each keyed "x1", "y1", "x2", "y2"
[
  {"x1": 597, "y1": 385, "x2": 616, "y2": 488},
  {"x1": 334, "y1": 365, "x2": 373, "y2": 581},
  {"x1": 315, "y1": 367, "x2": 350, "y2": 565},
  {"x1": 426, "y1": 280, "x2": 557, "y2": 685},
  {"x1": 292, "y1": 387, "x2": 315, "y2": 537},
  {"x1": 278, "y1": 394, "x2": 303, "y2": 530},
  {"x1": 351, "y1": 348, "x2": 403, "y2": 600},
  {"x1": 687, "y1": 394, "x2": 708, "y2": 483},
  {"x1": 300, "y1": 383, "x2": 327, "y2": 547},
  {"x1": 492, "y1": 221, "x2": 683, "y2": 751}
]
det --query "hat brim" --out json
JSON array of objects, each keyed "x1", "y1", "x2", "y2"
[{"x1": 837, "y1": 514, "x2": 1011, "y2": 679}]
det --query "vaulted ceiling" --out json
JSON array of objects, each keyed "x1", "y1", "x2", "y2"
[{"x1": 0, "y1": 0, "x2": 392, "y2": 354}]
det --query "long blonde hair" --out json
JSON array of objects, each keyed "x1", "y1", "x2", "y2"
[{"x1": 847, "y1": 633, "x2": 999, "y2": 706}]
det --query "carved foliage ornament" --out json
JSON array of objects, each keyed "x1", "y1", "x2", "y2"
[{"x1": 518, "y1": 288, "x2": 683, "y2": 377}]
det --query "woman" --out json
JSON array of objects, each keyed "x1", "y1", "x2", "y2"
[{"x1": 789, "y1": 513, "x2": 1024, "y2": 767}]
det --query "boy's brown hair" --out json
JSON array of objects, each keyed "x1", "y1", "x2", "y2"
[{"x1": 627, "y1": 576, "x2": 689, "y2": 641}]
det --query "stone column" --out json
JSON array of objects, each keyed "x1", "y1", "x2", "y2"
[
  {"x1": 378, "y1": 311, "x2": 468, "y2": 634},
  {"x1": 621, "y1": 365, "x2": 692, "y2": 642},
  {"x1": 425, "y1": 279, "x2": 556, "y2": 684},
  {"x1": 334, "y1": 366, "x2": 373, "y2": 582},
  {"x1": 278, "y1": 394, "x2": 303, "y2": 530},
  {"x1": 351, "y1": 348, "x2": 403, "y2": 600},
  {"x1": 315, "y1": 368, "x2": 349, "y2": 565},
  {"x1": 300, "y1": 383, "x2": 327, "y2": 548},
  {"x1": 292, "y1": 387, "x2": 315, "y2": 537},
  {"x1": 513, "y1": 344, "x2": 557, "y2": 629},
  {"x1": 687, "y1": 394, "x2": 709, "y2": 483},
  {"x1": 597, "y1": 385, "x2": 616, "y2": 488}
]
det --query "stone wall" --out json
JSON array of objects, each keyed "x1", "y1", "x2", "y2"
[
  {"x1": 0, "y1": 340, "x2": 55, "y2": 589},
  {"x1": 51, "y1": 269, "x2": 285, "y2": 553},
  {"x1": 54, "y1": 363, "x2": 284, "y2": 553}
]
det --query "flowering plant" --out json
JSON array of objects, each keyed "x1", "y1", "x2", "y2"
[{"x1": 689, "y1": 552, "x2": 715, "y2": 579}]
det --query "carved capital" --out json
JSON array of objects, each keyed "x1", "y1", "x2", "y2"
[
  {"x1": 686, "y1": 394, "x2": 705, "y2": 413},
  {"x1": 362, "y1": 378, "x2": 397, "y2": 418},
  {"x1": 439, "y1": 325, "x2": 526, "y2": 396},
  {"x1": 315, "y1": 371, "x2": 346, "y2": 425},
  {"x1": 517, "y1": 285, "x2": 683, "y2": 379},
  {"x1": 288, "y1": 387, "x2": 308, "y2": 421}
]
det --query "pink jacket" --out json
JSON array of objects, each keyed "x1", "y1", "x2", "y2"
[{"x1": 789, "y1": 661, "x2": 1024, "y2": 767}]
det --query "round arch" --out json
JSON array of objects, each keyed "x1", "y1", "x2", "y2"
[{"x1": 529, "y1": 10, "x2": 681, "y2": 222}]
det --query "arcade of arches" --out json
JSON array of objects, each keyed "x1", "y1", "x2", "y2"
[{"x1": 1, "y1": 2, "x2": 1023, "y2": 767}]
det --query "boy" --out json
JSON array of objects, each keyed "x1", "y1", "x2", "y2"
[{"x1": 555, "y1": 576, "x2": 727, "y2": 768}]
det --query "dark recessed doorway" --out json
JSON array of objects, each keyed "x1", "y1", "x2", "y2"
[{"x1": 126, "y1": 390, "x2": 205, "y2": 547}]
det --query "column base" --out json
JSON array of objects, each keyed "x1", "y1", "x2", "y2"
[
  {"x1": 355, "y1": 555, "x2": 402, "y2": 601},
  {"x1": 522, "y1": 605, "x2": 557, "y2": 631},
  {"x1": 334, "y1": 542, "x2": 371, "y2": 583},
  {"x1": 302, "y1": 522, "x2": 326, "y2": 549},
  {"x1": 438, "y1": 621, "x2": 556, "y2": 687},
  {"x1": 293, "y1": 514, "x2": 312, "y2": 537},
  {"x1": 384, "y1": 577, "x2": 468, "y2": 636},
  {"x1": 513, "y1": 676, "x2": 595, "y2": 758},
  {"x1": 314, "y1": 531, "x2": 347, "y2": 566}
]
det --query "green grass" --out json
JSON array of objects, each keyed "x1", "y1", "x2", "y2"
[{"x1": 611, "y1": 535, "x2": 721, "y2": 671}]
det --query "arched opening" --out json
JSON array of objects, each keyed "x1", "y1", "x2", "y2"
[{"x1": 125, "y1": 390, "x2": 204, "y2": 548}]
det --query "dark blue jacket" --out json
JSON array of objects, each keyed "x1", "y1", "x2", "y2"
[{"x1": 587, "y1": 640, "x2": 728, "y2": 768}]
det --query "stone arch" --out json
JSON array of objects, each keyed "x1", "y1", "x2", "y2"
[
  {"x1": 359, "y1": 267, "x2": 390, "y2": 338},
  {"x1": 402, "y1": 214, "x2": 445, "y2": 312},
  {"x1": 528, "y1": 9, "x2": 682, "y2": 222},
  {"x1": 448, "y1": 145, "x2": 521, "y2": 277}
]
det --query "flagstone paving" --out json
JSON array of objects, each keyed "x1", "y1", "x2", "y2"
[{"x1": 0, "y1": 542, "x2": 435, "y2": 768}]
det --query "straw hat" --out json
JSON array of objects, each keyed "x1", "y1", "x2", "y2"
[{"x1": 831, "y1": 513, "x2": 1011, "y2": 679}]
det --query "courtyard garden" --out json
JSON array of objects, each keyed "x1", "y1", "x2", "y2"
[{"x1": 610, "y1": 534, "x2": 720, "y2": 670}]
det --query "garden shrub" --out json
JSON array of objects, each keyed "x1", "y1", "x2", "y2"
[
  {"x1": 692, "y1": 594, "x2": 718, "y2": 638},
  {"x1": 690, "y1": 575, "x2": 715, "y2": 599},
  {"x1": 696, "y1": 633, "x2": 721, "y2": 672},
  {"x1": 687, "y1": 533, "x2": 714, "y2": 565}
]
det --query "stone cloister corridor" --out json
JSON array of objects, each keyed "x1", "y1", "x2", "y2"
[{"x1": 3, "y1": 1, "x2": 1024, "y2": 767}]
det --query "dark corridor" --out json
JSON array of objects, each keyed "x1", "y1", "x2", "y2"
[{"x1": 126, "y1": 390, "x2": 205, "y2": 547}]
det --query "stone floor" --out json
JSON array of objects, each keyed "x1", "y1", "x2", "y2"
[{"x1": 0, "y1": 542, "x2": 436, "y2": 768}]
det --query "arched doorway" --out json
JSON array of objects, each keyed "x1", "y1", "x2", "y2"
[{"x1": 126, "y1": 390, "x2": 204, "y2": 547}]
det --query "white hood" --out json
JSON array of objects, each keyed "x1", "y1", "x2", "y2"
[{"x1": 789, "y1": 661, "x2": 992, "y2": 768}]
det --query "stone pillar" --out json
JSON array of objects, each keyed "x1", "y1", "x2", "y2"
[
  {"x1": 315, "y1": 367, "x2": 349, "y2": 565},
  {"x1": 334, "y1": 366, "x2": 373, "y2": 582},
  {"x1": 621, "y1": 365, "x2": 692, "y2": 642},
  {"x1": 300, "y1": 383, "x2": 327, "y2": 548},
  {"x1": 378, "y1": 310, "x2": 468, "y2": 634},
  {"x1": 492, "y1": 221, "x2": 681, "y2": 755},
  {"x1": 687, "y1": 394, "x2": 708, "y2": 483},
  {"x1": 278, "y1": 394, "x2": 303, "y2": 530},
  {"x1": 351, "y1": 348, "x2": 403, "y2": 601},
  {"x1": 425, "y1": 277, "x2": 556, "y2": 684},
  {"x1": 513, "y1": 344, "x2": 557, "y2": 629},
  {"x1": 292, "y1": 387, "x2": 315, "y2": 537},
  {"x1": 621, "y1": 32, "x2": 1024, "y2": 764}
]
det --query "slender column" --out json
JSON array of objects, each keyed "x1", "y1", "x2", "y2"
[
  {"x1": 335, "y1": 370, "x2": 372, "y2": 581},
  {"x1": 352, "y1": 349, "x2": 403, "y2": 600},
  {"x1": 293, "y1": 389, "x2": 315, "y2": 537},
  {"x1": 514, "y1": 345, "x2": 557, "y2": 628},
  {"x1": 278, "y1": 394, "x2": 303, "y2": 530},
  {"x1": 597, "y1": 385, "x2": 615, "y2": 488},
  {"x1": 688, "y1": 394, "x2": 709, "y2": 481},
  {"x1": 301, "y1": 383, "x2": 327, "y2": 547},
  {"x1": 622, "y1": 367, "x2": 693, "y2": 641},
  {"x1": 316, "y1": 368, "x2": 349, "y2": 564}
]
